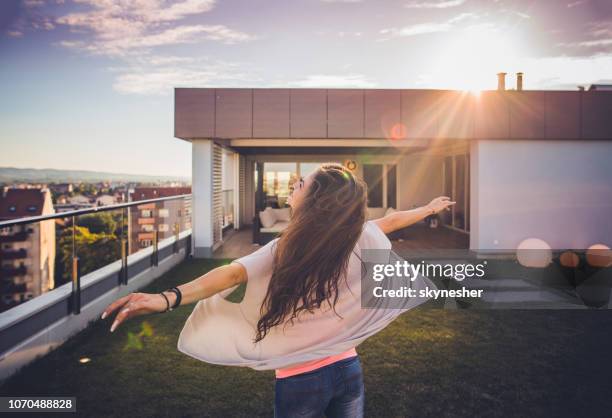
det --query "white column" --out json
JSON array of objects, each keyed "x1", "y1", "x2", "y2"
[
  {"x1": 233, "y1": 152, "x2": 240, "y2": 229},
  {"x1": 192, "y1": 139, "x2": 214, "y2": 258}
]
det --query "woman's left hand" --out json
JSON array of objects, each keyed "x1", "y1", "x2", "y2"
[
  {"x1": 101, "y1": 292, "x2": 168, "y2": 332},
  {"x1": 426, "y1": 196, "x2": 456, "y2": 214}
]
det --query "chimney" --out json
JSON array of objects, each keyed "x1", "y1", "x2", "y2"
[
  {"x1": 516, "y1": 72, "x2": 524, "y2": 91},
  {"x1": 497, "y1": 72, "x2": 507, "y2": 91}
]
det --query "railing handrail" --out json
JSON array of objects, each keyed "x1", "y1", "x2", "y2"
[{"x1": 0, "y1": 194, "x2": 192, "y2": 228}]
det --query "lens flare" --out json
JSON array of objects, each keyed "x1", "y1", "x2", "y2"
[
  {"x1": 586, "y1": 244, "x2": 612, "y2": 268},
  {"x1": 517, "y1": 238, "x2": 552, "y2": 268},
  {"x1": 559, "y1": 251, "x2": 580, "y2": 268}
]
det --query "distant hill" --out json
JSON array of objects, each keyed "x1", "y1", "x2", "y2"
[{"x1": 0, "y1": 167, "x2": 190, "y2": 184}]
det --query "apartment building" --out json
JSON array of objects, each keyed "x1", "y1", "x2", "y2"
[
  {"x1": 0, "y1": 188, "x2": 56, "y2": 311},
  {"x1": 129, "y1": 187, "x2": 192, "y2": 251}
]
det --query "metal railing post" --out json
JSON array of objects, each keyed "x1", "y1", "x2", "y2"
[
  {"x1": 185, "y1": 231, "x2": 192, "y2": 260},
  {"x1": 120, "y1": 207, "x2": 128, "y2": 285},
  {"x1": 71, "y1": 216, "x2": 81, "y2": 314},
  {"x1": 152, "y1": 230, "x2": 159, "y2": 267},
  {"x1": 120, "y1": 238, "x2": 128, "y2": 285},
  {"x1": 71, "y1": 256, "x2": 80, "y2": 314},
  {"x1": 173, "y1": 222, "x2": 180, "y2": 254}
]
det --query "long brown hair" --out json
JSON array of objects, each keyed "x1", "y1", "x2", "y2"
[{"x1": 254, "y1": 163, "x2": 368, "y2": 343}]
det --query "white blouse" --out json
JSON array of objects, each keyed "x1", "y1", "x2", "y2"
[{"x1": 177, "y1": 221, "x2": 436, "y2": 370}]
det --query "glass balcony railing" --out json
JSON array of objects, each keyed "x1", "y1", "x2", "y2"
[
  {"x1": 0, "y1": 193, "x2": 193, "y2": 381},
  {"x1": 0, "y1": 194, "x2": 192, "y2": 314}
]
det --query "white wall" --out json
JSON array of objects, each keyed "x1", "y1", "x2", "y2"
[
  {"x1": 192, "y1": 140, "x2": 213, "y2": 257},
  {"x1": 470, "y1": 139, "x2": 612, "y2": 251}
]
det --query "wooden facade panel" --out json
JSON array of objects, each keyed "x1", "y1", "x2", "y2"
[
  {"x1": 545, "y1": 91, "x2": 580, "y2": 139},
  {"x1": 290, "y1": 89, "x2": 327, "y2": 138},
  {"x1": 582, "y1": 91, "x2": 612, "y2": 139},
  {"x1": 437, "y1": 91, "x2": 475, "y2": 139},
  {"x1": 401, "y1": 90, "x2": 440, "y2": 139},
  {"x1": 328, "y1": 89, "x2": 364, "y2": 138},
  {"x1": 509, "y1": 91, "x2": 545, "y2": 139},
  {"x1": 253, "y1": 89, "x2": 290, "y2": 138},
  {"x1": 475, "y1": 91, "x2": 510, "y2": 139},
  {"x1": 364, "y1": 89, "x2": 401, "y2": 139},
  {"x1": 215, "y1": 89, "x2": 252, "y2": 138},
  {"x1": 174, "y1": 88, "x2": 215, "y2": 139},
  {"x1": 173, "y1": 88, "x2": 611, "y2": 142}
]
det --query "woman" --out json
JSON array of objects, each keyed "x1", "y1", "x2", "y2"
[{"x1": 102, "y1": 163, "x2": 454, "y2": 417}]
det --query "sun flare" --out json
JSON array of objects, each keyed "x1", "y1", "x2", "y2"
[{"x1": 431, "y1": 24, "x2": 526, "y2": 91}]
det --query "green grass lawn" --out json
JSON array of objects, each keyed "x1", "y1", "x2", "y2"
[{"x1": 1, "y1": 258, "x2": 612, "y2": 418}]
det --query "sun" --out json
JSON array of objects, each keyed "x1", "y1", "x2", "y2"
[{"x1": 431, "y1": 24, "x2": 525, "y2": 91}]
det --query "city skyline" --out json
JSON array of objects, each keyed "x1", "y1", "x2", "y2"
[{"x1": 2, "y1": 0, "x2": 612, "y2": 177}]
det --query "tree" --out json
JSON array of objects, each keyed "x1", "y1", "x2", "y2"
[
  {"x1": 77, "y1": 212, "x2": 119, "y2": 235},
  {"x1": 58, "y1": 226, "x2": 120, "y2": 282}
]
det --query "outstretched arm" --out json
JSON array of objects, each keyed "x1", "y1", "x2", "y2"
[
  {"x1": 102, "y1": 262, "x2": 248, "y2": 332},
  {"x1": 373, "y1": 196, "x2": 456, "y2": 234}
]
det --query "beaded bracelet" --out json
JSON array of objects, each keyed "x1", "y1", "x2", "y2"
[{"x1": 159, "y1": 292, "x2": 170, "y2": 312}]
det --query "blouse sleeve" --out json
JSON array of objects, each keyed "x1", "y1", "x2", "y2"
[{"x1": 231, "y1": 238, "x2": 278, "y2": 282}]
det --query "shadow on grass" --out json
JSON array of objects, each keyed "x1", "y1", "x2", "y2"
[{"x1": 1, "y1": 258, "x2": 612, "y2": 417}]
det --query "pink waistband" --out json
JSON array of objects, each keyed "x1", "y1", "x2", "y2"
[{"x1": 275, "y1": 348, "x2": 357, "y2": 379}]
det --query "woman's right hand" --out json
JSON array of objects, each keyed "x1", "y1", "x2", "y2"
[
  {"x1": 101, "y1": 292, "x2": 169, "y2": 333},
  {"x1": 426, "y1": 196, "x2": 456, "y2": 214}
]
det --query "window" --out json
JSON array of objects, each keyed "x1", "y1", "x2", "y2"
[
  {"x1": 141, "y1": 209, "x2": 152, "y2": 218},
  {"x1": 363, "y1": 164, "x2": 383, "y2": 207},
  {"x1": 140, "y1": 239, "x2": 152, "y2": 248},
  {"x1": 262, "y1": 162, "x2": 297, "y2": 208},
  {"x1": 141, "y1": 224, "x2": 154, "y2": 232},
  {"x1": 362, "y1": 163, "x2": 397, "y2": 209},
  {"x1": 158, "y1": 209, "x2": 169, "y2": 218},
  {"x1": 158, "y1": 224, "x2": 169, "y2": 232},
  {"x1": 8, "y1": 206, "x2": 16, "y2": 212},
  {"x1": 386, "y1": 165, "x2": 397, "y2": 209},
  {"x1": 27, "y1": 205, "x2": 38, "y2": 212},
  {"x1": 443, "y1": 153, "x2": 470, "y2": 232}
]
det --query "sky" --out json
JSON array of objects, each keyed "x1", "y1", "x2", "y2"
[{"x1": 1, "y1": 0, "x2": 612, "y2": 178}]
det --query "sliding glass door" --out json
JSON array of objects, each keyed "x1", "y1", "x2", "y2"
[
  {"x1": 443, "y1": 153, "x2": 470, "y2": 232},
  {"x1": 362, "y1": 164, "x2": 397, "y2": 209}
]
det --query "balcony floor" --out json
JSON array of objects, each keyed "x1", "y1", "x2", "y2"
[
  {"x1": 214, "y1": 223, "x2": 469, "y2": 260},
  {"x1": 1, "y1": 258, "x2": 612, "y2": 417}
]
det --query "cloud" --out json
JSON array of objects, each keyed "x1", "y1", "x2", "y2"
[
  {"x1": 378, "y1": 12, "x2": 479, "y2": 39},
  {"x1": 24, "y1": 0, "x2": 45, "y2": 7},
  {"x1": 289, "y1": 74, "x2": 376, "y2": 88},
  {"x1": 556, "y1": 20, "x2": 612, "y2": 56},
  {"x1": 58, "y1": 24, "x2": 255, "y2": 56},
  {"x1": 7, "y1": 30, "x2": 24, "y2": 38},
  {"x1": 380, "y1": 22, "x2": 452, "y2": 37},
  {"x1": 44, "y1": 1, "x2": 259, "y2": 95},
  {"x1": 55, "y1": 0, "x2": 255, "y2": 56},
  {"x1": 521, "y1": 53, "x2": 612, "y2": 89},
  {"x1": 404, "y1": 0, "x2": 465, "y2": 9},
  {"x1": 112, "y1": 59, "x2": 258, "y2": 95},
  {"x1": 31, "y1": 16, "x2": 55, "y2": 30}
]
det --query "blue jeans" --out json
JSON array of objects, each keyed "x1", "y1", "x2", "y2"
[{"x1": 274, "y1": 355, "x2": 364, "y2": 418}]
